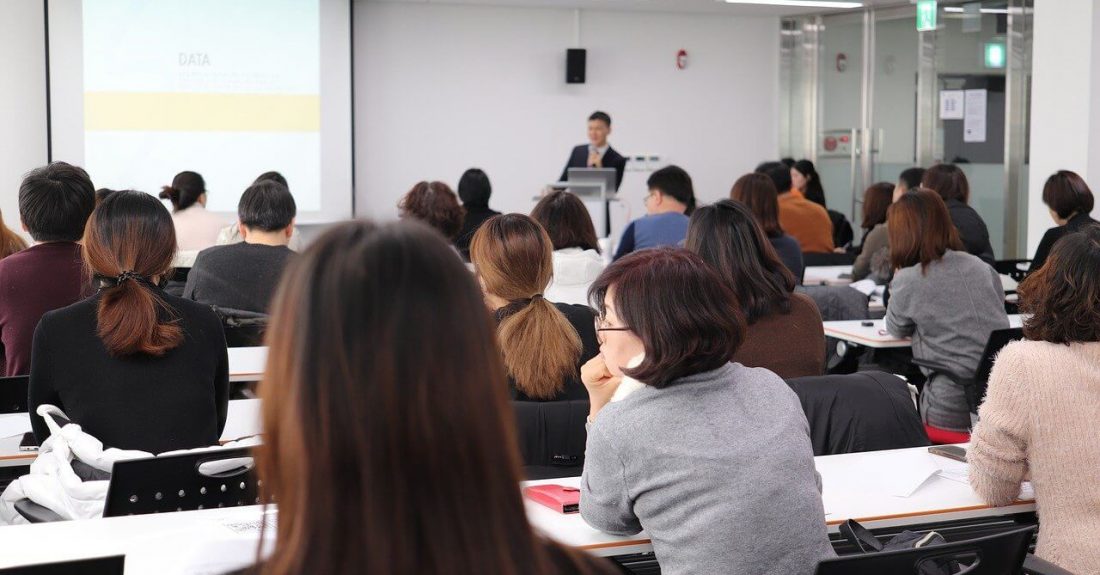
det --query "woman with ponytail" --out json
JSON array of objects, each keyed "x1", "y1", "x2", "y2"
[
  {"x1": 28, "y1": 191, "x2": 229, "y2": 453},
  {"x1": 159, "y1": 170, "x2": 229, "y2": 251},
  {"x1": 470, "y1": 214, "x2": 599, "y2": 401}
]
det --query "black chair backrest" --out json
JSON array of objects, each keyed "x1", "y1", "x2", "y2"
[
  {"x1": 0, "y1": 556, "x2": 124, "y2": 575},
  {"x1": 804, "y1": 251, "x2": 857, "y2": 267},
  {"x1": 512, "y1": 400, "x2": 589, "y2": 480},
  {"x1": 212, "y1": 306, "x2": 269, "y2": 348},
  {"x1": 103, "y1": 446, "x2": 259, "y2": 517},
  {"x1": 0, "y1": 375, "x2": 29, "y2": 413},
  {"x1": 786, "y1": 372, "x2": 930, "y2": 456},
  {"x1": 814, "y1": 525, "x2": 1035, "y2": 575},
  {"x1": 973, "y1": 327, "x2": 1025, "y2": 409}
]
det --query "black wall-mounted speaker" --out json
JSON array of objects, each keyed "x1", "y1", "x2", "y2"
[{"x1": 566, "y1": 49, "x2": 586, "y2": 84}]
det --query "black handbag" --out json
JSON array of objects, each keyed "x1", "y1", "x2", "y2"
[{"x1": 839, "y1": 519, "x2": 957, "y2": 575}]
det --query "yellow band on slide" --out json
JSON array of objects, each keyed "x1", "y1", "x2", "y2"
[{"x1": 84, "y1": 92, "x2": 320, "y2": 132}]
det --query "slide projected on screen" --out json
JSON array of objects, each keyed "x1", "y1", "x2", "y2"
[{"x1": 48, "y1": 0, "x2": 352, "y2": 221}]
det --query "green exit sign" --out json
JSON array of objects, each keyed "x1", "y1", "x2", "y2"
[
  {"x1": 917, "y1": 0, "x2": 937, "y2": 31},
  {"x1": 985, "y1": 42, "x2": 1006, "y2": 68}
]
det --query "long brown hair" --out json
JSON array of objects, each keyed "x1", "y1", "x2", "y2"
[
  {"x1": 731, "y1": 173, "x2": 784, "y2": 238},
  {"x1": 0, "y1": 209, "x2": 27, "y2": 261},
  {"x1": 257, "y1": 220, "x2": 601, "y2": 574},
  {"x1": 888, "y1": 188, "x2": 964, "y2": 273},
  {"x1": 861, "y1": 182, "x2": 895, "y2": 230},
  {"x1": 83, "y1": 191, "x2": 182, "y2": 356},
  {"x1": 470, "y1": 214, "x2": 582, "y2": 400}
]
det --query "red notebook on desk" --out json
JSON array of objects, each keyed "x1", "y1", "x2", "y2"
[{"x1": 524, "y1": 484, "x2": 580, "y2": 514}]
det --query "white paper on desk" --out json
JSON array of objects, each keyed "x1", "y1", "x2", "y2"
[
  {"x1": 935, "y1": 459, "x2": 1035, "y2": 500},
  {"x1": 886, "y1": 455, "x2": 942, "y2": 497},
  {"x1": 848, "y1": 279, "x2": 878, "y2": 296},
  {"x1": 0, "y1": 415, "x2": 31, "y2": 439}
]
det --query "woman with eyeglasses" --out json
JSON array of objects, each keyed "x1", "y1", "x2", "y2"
[
  {"x1": 470, "y1": 214, "x2": 599, "y2": 401},
  {"x1": 28, "y1": 191, "x2": 229, "y2": 453},
  {"x1": 579, "y1": 248, "x2": 833, "y2": 575}
]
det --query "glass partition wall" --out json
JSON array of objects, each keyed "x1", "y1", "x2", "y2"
[{"x1": 779, "y1": 1, "x2": 1032, "y2": 257}]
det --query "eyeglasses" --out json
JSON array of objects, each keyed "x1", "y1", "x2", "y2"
[{"x1": 594, "y1": 318, "x2": 631, "y2": 342}]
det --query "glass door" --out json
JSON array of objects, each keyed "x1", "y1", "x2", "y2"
[{"x1": 817, "y1": 13, "x2": 866, "y2": 230}]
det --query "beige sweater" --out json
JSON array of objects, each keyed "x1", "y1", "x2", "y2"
[{"x1": 969, "y1": 340, "x2": 1100, "y2": 574}]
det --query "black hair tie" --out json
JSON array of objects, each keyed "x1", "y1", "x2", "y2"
[
  {"x1": 94, "y1": 270, "x2": 157, "y2": 290},
  {"x1": 496, "y1": 293, "x2": 546, "y2": 321}
]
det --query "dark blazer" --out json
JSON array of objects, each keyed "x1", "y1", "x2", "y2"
[
  {"x1": 946, "y1": 199, "x2": 995, "y2": 266},
  {"x1": 559, "y1": 145, "x2": 628, "y2": 191},
  {"x1": 1029, "y1": 213, "x2": 1099, "y2": 272}
]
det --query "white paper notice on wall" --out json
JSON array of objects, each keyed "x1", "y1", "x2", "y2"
[
  {"x1": 964, "y1": 89, "x2": 988, "y2": 143},
  {"x1": 940, "y1": 90, "x2": 965, "y2": 120}
]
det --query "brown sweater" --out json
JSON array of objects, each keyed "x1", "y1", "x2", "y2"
[
  {"x1": 969, "y1": 340, "x2": 1100, "y2": 574},
  {"x1": 733, "y1": 292, "x2": 825, "y2": 379},
  {"x1": 778, "y1": 191, "x2": 834, "y2": 254}
]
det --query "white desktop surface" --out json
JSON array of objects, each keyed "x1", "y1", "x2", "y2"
[
  {"x1": 823, "y1": 315, "x2": 1023, "y2": 349},
  {"x1": 0, "y1": 445, "x2": 1035, "y2": 570}
]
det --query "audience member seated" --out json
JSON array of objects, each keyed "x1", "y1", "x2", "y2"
[
  {"x1": 454, "y1": 168, "x2": 500, "y2": 261},
  {"x1": 921, "y1": 164, "x2": 995, "y2": 266},
  {"x1": 884, "y1": 188, "x2": 1008, "y2": 434},
  {"x1": 531, "y1": 191, "x2": 606, "y2": 305},
  {"x1": 184, "y1": 180, "x2": 297, "y2": 314},
  {"x1": 757, "y1": 161, "x2": 834, "y2": 253},
  {"x1": 612, "y1": 165, "x2": 694, "y2": 260},
  {"x1": 1029, "y1": 170, "x2": 1097, "y2": 272},
  {"x1": 0, "y1": 162, "x2": 95, "y2": 376},
  {"x1": 398, "y1": 180, "x2": 465, "y2": 247},
  {"x1": 94, "y1": 188, "x2": 118, "y2": 205},
  {"x1": 970, "y1": 225, "x2": 1100, "y2": 574},
  {"x1": 159, "y1": 170, "x2": 228, "y2": 251},
  {"x1": 28, "y1": 191, "x2": 229, "y2": 454},
  {"x1": 0, "y1": 209, "x2": 26, "y2": 262},
  {"x1": 470, "y1": 214, "x2": 598, "y2": 401},
  {"x1": 215, "y1": 172, "x2": 302, "y2": 251},
  {"x1": 686, "y1": 200, "x2": 825, "y2": 378},
  {"x1": 731, "y1": 173, "x2": 804, "y2": 281},
  {"x1": 580, "y1": 248, "x2": 834, "y2": 574},
  {"x1": 851, "y1": 182, "x2": 895, "y2": 283},
  {"x1": 893, "y1": 166, "x2": 925, "y2": 202},
  {"x1": 792, "y1": 159, "x2": 853, "y2": 249},
  {"x1": 251, "y1": 219, "x2": 617, "y2": 575}
]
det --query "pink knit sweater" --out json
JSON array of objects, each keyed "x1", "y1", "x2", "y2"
[{"x1": 969, "y1": 340, "x2": 1100, "y2": 574}]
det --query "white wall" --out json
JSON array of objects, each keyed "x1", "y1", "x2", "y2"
[
  {"x1": 354, "y1": 1, "x2": 780, "y2": 225},
  {"x1": 0, "y1": 0, "x2": 48, "y2": 242},
  {"x1": 1028, "y1": 0, "x2": 1100, "y2": 255}
]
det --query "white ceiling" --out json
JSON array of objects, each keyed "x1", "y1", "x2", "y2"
[{"x1": 365, "y1": 0, "x2": 913, "y2": 18}]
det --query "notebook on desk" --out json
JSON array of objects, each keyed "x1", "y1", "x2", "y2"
[{"x1": 524, "y1": 484, "x2": 580, "y2": 514}]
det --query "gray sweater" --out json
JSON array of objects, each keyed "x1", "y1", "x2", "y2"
[
  {"x1": 580, "y1": 363, "x2": 834, "y2": 575},
  {"x1": 885, "y1": 250, "x2": 1009, "y2": 430}
]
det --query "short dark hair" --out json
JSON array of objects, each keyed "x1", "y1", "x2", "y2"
[
  {"x1": 18, "y1": 162, "x2": 96, "y2": 242},
  {"x1": 1019, "y1": 224, "x2": 1100, "y2": 344},
  {"x1": 730, "y1": 173, "x2": 783, "y2": 238},
  {"x1": 647, "y1": 165, "x2": 696, "y2": 213},
  {"x1": 253, "y1": 171, "x2": 289, "y2": 189},
  {"x1": 588, "y1": 248, "x2": 745, "y2": 388},
  {"x1": 755, "y1": 161, "x2": 793, "y2": 195},
  {"x1": 158, "y1": 171, "x2": 206, "y2": 212},
  {"x1": 457, "y1": 168, "x2": 492, "y2": 208},
  {"x1": 921, "y1": 164, "x2": 969, "y2": 204},
  {"x1": 888, "y1": 188, "x2": 964, "y2": 272},
  {"x1": 530, "y1": 191, "x2": 600, "y2": 253},
  {"x1": 686, "y1": 200, "x2": 795, "y2": 324},
  {"x1": 1042, "y1": 170, "x2": 1094, "y2": 220},
  {"x1": 898, "y1": 167, "x2": 925, "y2": 191},
  {"x1": 95, "y1": 188, "x2": 118, "y2": 204},
  {"x1": 588, "y1": 111, "x2": 611, "y2": 127},
  {"x1": 239, "y1": 181, "x2": 297, "y2": 232},
  {"x1": 398, "y1": 181, "x2": 466, "y2": 241},
  {"x1": 861, "y1": 182, "x2": 895, "y2": 229}
]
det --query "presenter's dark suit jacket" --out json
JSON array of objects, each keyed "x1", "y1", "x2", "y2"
[{"x1": 559, "y1": 145, "x2": 628, "y2": 191}]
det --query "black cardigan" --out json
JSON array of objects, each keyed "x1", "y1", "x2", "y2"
[
  {"x1": 1029, "y1": 213, "x2": 1099, "y2": 272},
  {"x1": 502, "y1": 302, "x2": 599, "y2": 402},
  {"x1": 945, "y1": 199, "x2": 996, "y2": 266},
  {"x1": 29, "y1": 290, "x2": 229, "y2": 453}
]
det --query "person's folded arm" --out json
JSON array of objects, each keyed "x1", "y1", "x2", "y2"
[
  {"x1": 579, "y1": 422, "x2": 641, "y2": 536},
  {"x1": 968, "y1": 345, "x2": 1030, "y2": 507}
]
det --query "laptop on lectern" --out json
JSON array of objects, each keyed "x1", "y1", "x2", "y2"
[{"x1": 567, "y1": 167, "x2": 617, "y2": 200}]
